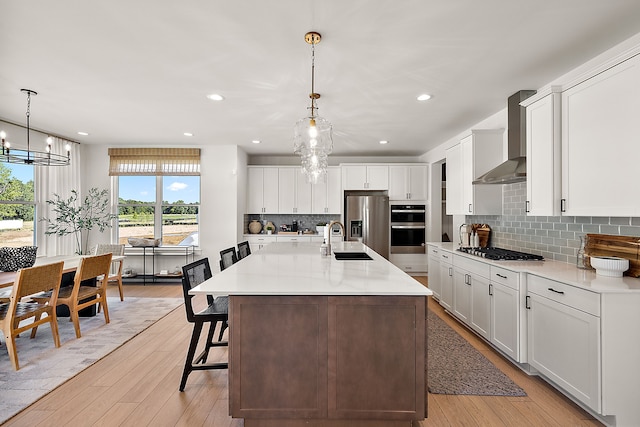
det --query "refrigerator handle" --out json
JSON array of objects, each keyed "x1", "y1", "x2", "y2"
[{"x1": 363, "y1": 207, "x2": 369, "y2": 244}]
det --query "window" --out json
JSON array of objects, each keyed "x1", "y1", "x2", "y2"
[
  {"x1": 117, "y1": 175, "x2": 200, "y2": 246},
  {"x1": 110, "y1": 148, "x2": 201, "y2": 247},
  {"x1": 0, "y1": 163, "x2": 35, "y2": 247}
]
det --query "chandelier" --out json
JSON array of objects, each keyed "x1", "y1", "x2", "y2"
[
  {"x1": 0, "y1": 89, "x2": 71, "y2": 166},
  {"x1": 293, "y1": 31, "x2": 333, "y2": 184}
]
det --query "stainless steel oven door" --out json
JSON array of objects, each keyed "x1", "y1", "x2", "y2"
[{"x1": 390, "y1": 224, "x2": 426, "y2": 254}]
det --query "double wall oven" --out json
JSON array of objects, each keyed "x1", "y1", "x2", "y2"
[{"x1": 390, "y1": 204, "x2": 426, "y2": 254}]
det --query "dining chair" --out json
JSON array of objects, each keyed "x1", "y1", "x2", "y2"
[
  {"x1": 219, "y1": 247, "x2": 238, "y2": 271},
  {"x1": 0, "y1": 261, "x2": 64, "y2": 370},
  {"x1": 57, "y1": 253, "x2": 113, "y2": 339},
  {"x1": 180, "y1": 258, "x2": 228, "y2": 391},
  {"x1": 237, "y1": 241, "x2": 251, "y2": 260},
  {"x1": 94, "y1": 243, "x2": 125, "y2": 301}
]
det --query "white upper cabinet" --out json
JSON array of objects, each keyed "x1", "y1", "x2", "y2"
[
  {"x1": 278, "y1": 167, "x2": 312, "y2": 214},
  {"x1": 388, "y1": 164, "x2": 428, "y2": 201},
  {"x1": 311, "y1": 166, "x2": 341, "y2": 214},
  {"x1": 342, "y1": 164, "x2": 389, "y2": 190},
  {"x1": 561, "y1": 53, "x2": 640, "y2": 216},
  {"x1": 446, "y1": 130, "x2": 503, "y2": 215},
  {"x1": 523, "y1": 88, "x2": 562, "y2": 216},
  {"x1": 445, "y1": 144, "x2": 464, "y2": 215},
  {"x1": 247, "y1": 167, "x2": 279, "y2": 214}
]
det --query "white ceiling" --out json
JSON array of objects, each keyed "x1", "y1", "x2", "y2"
[{"x1": 2, "y1": 1, "x2": 640, "y2": 158}]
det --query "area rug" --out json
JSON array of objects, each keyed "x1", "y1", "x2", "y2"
[
  {"x1": 0, "y1": 296, "x2": 183, "y2": 424},
  {"x1": 428, "y1": 309, "x2": 526, "y2": 396}
]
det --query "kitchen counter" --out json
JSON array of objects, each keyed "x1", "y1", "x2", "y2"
[
  {"x1": 192, "y1": 241, "x2": 430, "y2": 426},
  {"x1": 191, "y1": 241, "x2": 431, "y2": 296},
  {"x1": 428, "y1": 242, "x2": 640, "y2": 292}
]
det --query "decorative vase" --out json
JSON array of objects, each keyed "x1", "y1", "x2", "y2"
[
  {"x1": 248, "y1": 220, "x2": 262, "y2": 234},
  {"x1": 265, "y1": 221, "x2": 275, "y2": 231}
]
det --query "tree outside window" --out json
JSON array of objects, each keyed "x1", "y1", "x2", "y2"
[{"x1": 0, "y1": 163, "x2": 35, "y2": 247}]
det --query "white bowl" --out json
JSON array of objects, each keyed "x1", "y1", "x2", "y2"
[{"x1": 590, "y1": 256, "x2": 629, "y2": 277}]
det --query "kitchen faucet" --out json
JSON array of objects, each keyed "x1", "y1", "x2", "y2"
[{"x1": 327, "y1": 220, "x2": 345, "y2": 252}]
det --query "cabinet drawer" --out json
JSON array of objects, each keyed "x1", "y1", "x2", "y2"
[
  {"x1": 276, "y1": 236, "x2": 308, "y2": 243},
  {"x1": 527, "y1": 275, "x2": 600, "y2": 316},
  {"x1": 428, "y1": 245, "x2": 439, "y2": 256},
  {"x1": 490, "y1": 266, "x2": 519, "y2": 290},
  {"x1": 439, "y1": 250, "x2": 453, "y2": 265},
  {"x1": 453, "y1": 254, "x2": 490, "y2": 278}
]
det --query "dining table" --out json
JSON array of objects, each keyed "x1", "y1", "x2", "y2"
[{"x1": 0, "y1": 254, "x2": 125, "y2": 303}]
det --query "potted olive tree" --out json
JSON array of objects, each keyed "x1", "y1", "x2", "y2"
[{"x1": 41, "y1": 187, "x2": 117, "y2": 255}]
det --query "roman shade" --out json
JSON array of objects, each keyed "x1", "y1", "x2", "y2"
[{"x1": 108, "y1": 148, "x2": 200, "y2": 176}]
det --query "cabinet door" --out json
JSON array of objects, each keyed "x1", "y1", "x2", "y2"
[
  {"x1": 439, "y1": 259, "x2": 453, "y2": 311},
  {"x1": 408, "y1": 165, "x2": 427, "y2": 200},
  {"x1": 490, "y1": 282, "x2": 519, "y2": 361},
  {"x1": 445, "y1": 144, "x2": 463, "y2": 215},
  {"x1": 427, "y1": 252, "x2": 441, "y2": 300},
  {"x1": 295, "y1": 168, "x2": 312, "y2": 213},
  {"x1": 461, "y1": 136, "x2": 474, "y2": 214},
  {"x1": 262, "y1": 167, "x2": 279, "y2": 214},
  {"x1": 326, "y1": 167, "x2": 342, "y2": 214},
  {"x1": 247, "y1": 168, "x2": 265, "y2": 213},
  {"x1": 327, "y1": 296, "x2": 425, "y2": 420},
  {"x1": 453, "y1": 267, "x2": 471, "y2": 324},
  {"x1": 561, "y1": 54, "x2": 640, "y2": 216},
  {"x1": 312, "y1": 167, "x2": 341, "y2": 214},
  {"x1": 278, "y1": 168, "x2": 296, "y2": 213},
  {"x1": 526, "y1": 91, "x2": 561, "y2": 216},
  {"x1": 470, "y1": 274, "x2": 490, "y2": 340},
  {"x1": 527, "y1": 293, "x2": 601, "y2": 412},
  {"x1": 366, "y1": 165, "x2": 389, "y2": 190},
  {"x1": 388, "y1": 165, "x2": 407, "y2": 200},
  {"x1": 341, "y1": 165, "x2": 367, "y2": 190}
]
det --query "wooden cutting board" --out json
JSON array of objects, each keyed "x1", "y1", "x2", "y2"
[{"x1": 585, "y1": 233, "x2": 640, "y2": 277}]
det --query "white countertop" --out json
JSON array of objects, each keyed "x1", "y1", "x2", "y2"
[
  {"x1": 428, "y1": 242, "x2": 640, "y2": 293},
  {"x1": 191, "y1": 241, "x2": 432, "y2": 296}
]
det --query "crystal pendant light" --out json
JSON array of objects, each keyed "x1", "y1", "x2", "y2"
[{"x1": 293, "y1": 31, "x2": 333, "y2": 184}]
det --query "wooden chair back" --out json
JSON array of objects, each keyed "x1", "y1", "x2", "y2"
[{"x1": 0, "y1": 261, "x2": 64, "y2": 370}]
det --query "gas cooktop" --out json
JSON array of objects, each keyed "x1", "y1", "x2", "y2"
[{"x1": 457, "y1": 247, "x2": 544, "y2": 261}]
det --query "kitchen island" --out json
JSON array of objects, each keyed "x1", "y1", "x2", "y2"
[{"x1": 191, "y1": 241, "x2": 432, "y2": 427}]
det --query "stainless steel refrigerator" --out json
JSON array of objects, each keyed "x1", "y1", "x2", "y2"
[{"x1": 345, "y1": 192, "x2": 390, "y2": 259}]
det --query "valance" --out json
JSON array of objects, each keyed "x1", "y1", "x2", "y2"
[{"x1": 108, "y1": 148, "x2": 200, "y2": 176}]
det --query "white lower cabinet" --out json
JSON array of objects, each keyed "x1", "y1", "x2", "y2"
[
  {"x1": 390, "y1": 253, "x2": 427, "y2": 273},
  {"x1": 438, "y1": 250, "x2": 453, "y2": 311},
  {"x1": 489, "y1": 266, "x2": 522, "y2": 362},
  {"x1": 526, "y1": 274, "x2": 601, "y2": 413},
  {"x1": 427, "y1": 245, "x2": 441, "y2": 300},
  {"x1": 453, "y1": 255, "x2": 491, "y2": 339},
  {"x1": 245, "y1": 235, "x2": 276, "y2": 250},
  {"x1": 470, "y1": 273, "x2": 490, "y2": 340}
]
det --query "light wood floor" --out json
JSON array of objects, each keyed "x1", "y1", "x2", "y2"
[{"x1": 3, "y1": 278, "x2": 604, "y2": 427}]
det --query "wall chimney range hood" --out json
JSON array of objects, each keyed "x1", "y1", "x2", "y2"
[{"x1": 473, "y1": 90, "x2": 537, "y2": 185}]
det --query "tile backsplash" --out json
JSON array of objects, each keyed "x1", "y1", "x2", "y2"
[
  {"x1": 244, "y1": 214, "x2": 339, "y2": 235},
  {"x1": 468, "y1": 182, "x2": 640, "y2": 264}
]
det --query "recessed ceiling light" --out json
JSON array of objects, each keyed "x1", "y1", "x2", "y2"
[
  {"x1": 184, "y1": 132, "x2": 193, "y2": 137},
  {"x1": 417, "y1": 94, "x2": 432, "y2": 101},
  {"x1": 252, "y1": 140, "x2": 261, "y2": 144},
  {"x1": 77, "y1": 131, "x2": 89, "y2": 136},
  {"x1": 379, "y1": 140, "x2": 389, "y2": 145},
  {"x1": 207, "y1": 93, "x2": 225, "y2": 101}
]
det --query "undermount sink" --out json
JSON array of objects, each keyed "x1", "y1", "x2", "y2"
[{"x1": 334, "y1": 252, "x2": 373, "y2": 261}]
